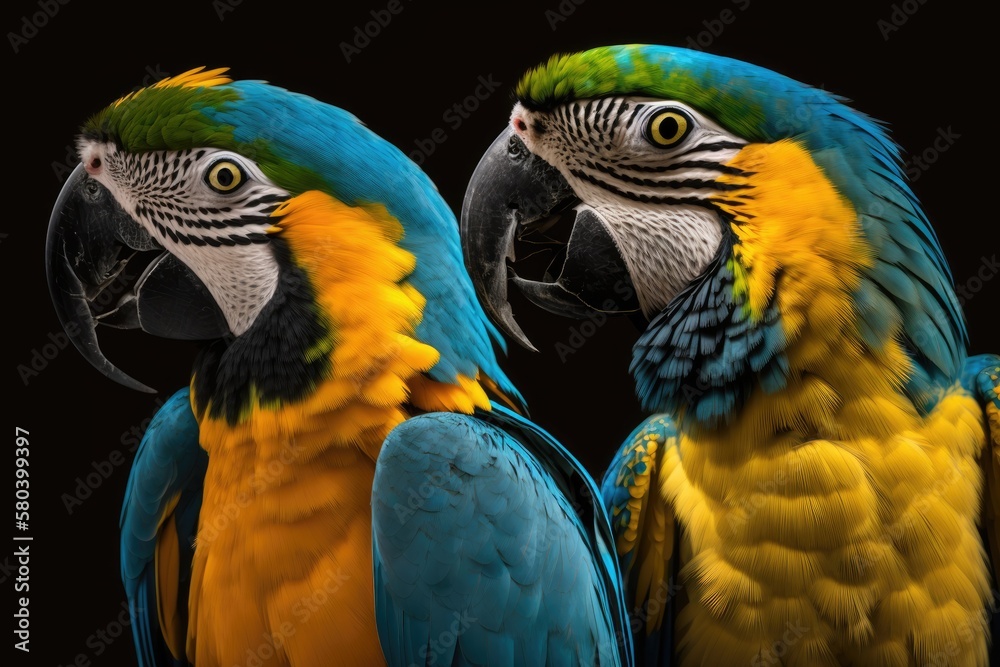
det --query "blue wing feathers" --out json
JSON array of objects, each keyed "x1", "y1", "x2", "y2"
[
  {"x1": 372, "y1": 406, "x2": 632, "y2": 666},
  {"x1": 120, "y1": 388, "x2": 206, "y2": 667},
  {"x1": 601, "y1": 415, "x2": 679, "y2": 667}
]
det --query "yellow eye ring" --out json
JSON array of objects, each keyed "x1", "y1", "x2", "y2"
[
  {"x1": 206, "y1": 160, "x2": 245, "y2": 193},
  {"x1": 646, "y1": 110, "x2": 691, "y2": 148}
]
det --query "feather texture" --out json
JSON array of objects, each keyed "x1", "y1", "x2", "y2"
[
  {"x1": 94, "y1": 68, "x2": 628, "y2": 666},
  {"x1": 120, "y1": 388, "x2": 206, "y2": 667},
  {"x1": 372, "y1": 405, "x2": 632, "y2": 666},
  {"x1": 511, "y1": 45, "x2": 995, "y2": 666}
]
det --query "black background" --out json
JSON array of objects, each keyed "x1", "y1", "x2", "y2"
[{"x1": 6, "y1": 0, "x2": 991, "y2": 664}]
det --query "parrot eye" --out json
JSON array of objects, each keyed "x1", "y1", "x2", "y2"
[
  {"x1": 645, "y1": 109, "x2": 692, "y2": 148},
  {"x1": 206, "y1": 160, "x2": 246, "y2": 193}
]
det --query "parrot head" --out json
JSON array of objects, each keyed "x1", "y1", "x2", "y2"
[
  {"x1": 49, "y1": 67, "x2": 519, "y2": 417},
  {"x1": 463, "y1": 45, "x2": 965, "y2": 423}
]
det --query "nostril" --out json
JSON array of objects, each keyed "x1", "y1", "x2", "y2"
[
  {"x1": 513, "y1": 117, "x2": 527, "y2": 133},
  {"x1": 85, "y1": 156, "x2": 102, "y2": 175}
]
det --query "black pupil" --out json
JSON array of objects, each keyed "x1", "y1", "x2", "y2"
[
  {"x1": 659, "y1": 115, "x2": 679, "y2": 141},
  {"x1": 217, "y1": 167, "x2": 235, "y2": 187}
]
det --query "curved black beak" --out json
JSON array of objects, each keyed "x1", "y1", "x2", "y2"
[
  {"x1": 461, "y1": 127, "x2": 639, "y2": 351},
  {"x1": 45, "y1": 165, "x2": 229, "y2": 392}
]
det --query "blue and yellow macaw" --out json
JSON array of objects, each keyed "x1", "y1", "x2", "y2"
[
  {"x1": 45, "y1": 68, "x2": 633, "y2": 666},
  {"x1": 462, "y1": 45, "x2": 1000, "y2": 666}
]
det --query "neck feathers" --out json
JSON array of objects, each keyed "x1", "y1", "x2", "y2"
[
  {"x1": 633, "y1": 139, "x2": 951, "y2": 433},
  {"x1": 192, "y1": 191, "x2": 493, "y2": 458}
]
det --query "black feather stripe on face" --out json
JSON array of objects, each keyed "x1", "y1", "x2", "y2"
[
  {"x1": 191, "y1": 236, "x2": 330, "y2": 424},
  {"x1": 525, "y1": 97, "x2": 747, "y2": 209}
]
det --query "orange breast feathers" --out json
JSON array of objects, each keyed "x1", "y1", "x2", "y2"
[{"x1": 184, "y1": 190, "x2": 495, "y2": 665}]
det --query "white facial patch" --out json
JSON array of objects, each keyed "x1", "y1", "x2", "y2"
[
  {"x1": 512, "y1": 97, "x2": 747, "y2": 315},
  {"x1": 596, "y1": 204, "x2": 724, "y2": 315},
  {"x1": 77, "y1": 140, "x2": 291, "y2": 335}
]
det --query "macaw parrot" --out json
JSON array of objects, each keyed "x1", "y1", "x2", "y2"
[
  {"x1": 45, "y1": 67, "x2": 633, "y2": 666},
  {"x1": 461, "y1": 45, "x2": 1000, "y2": 666}
]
